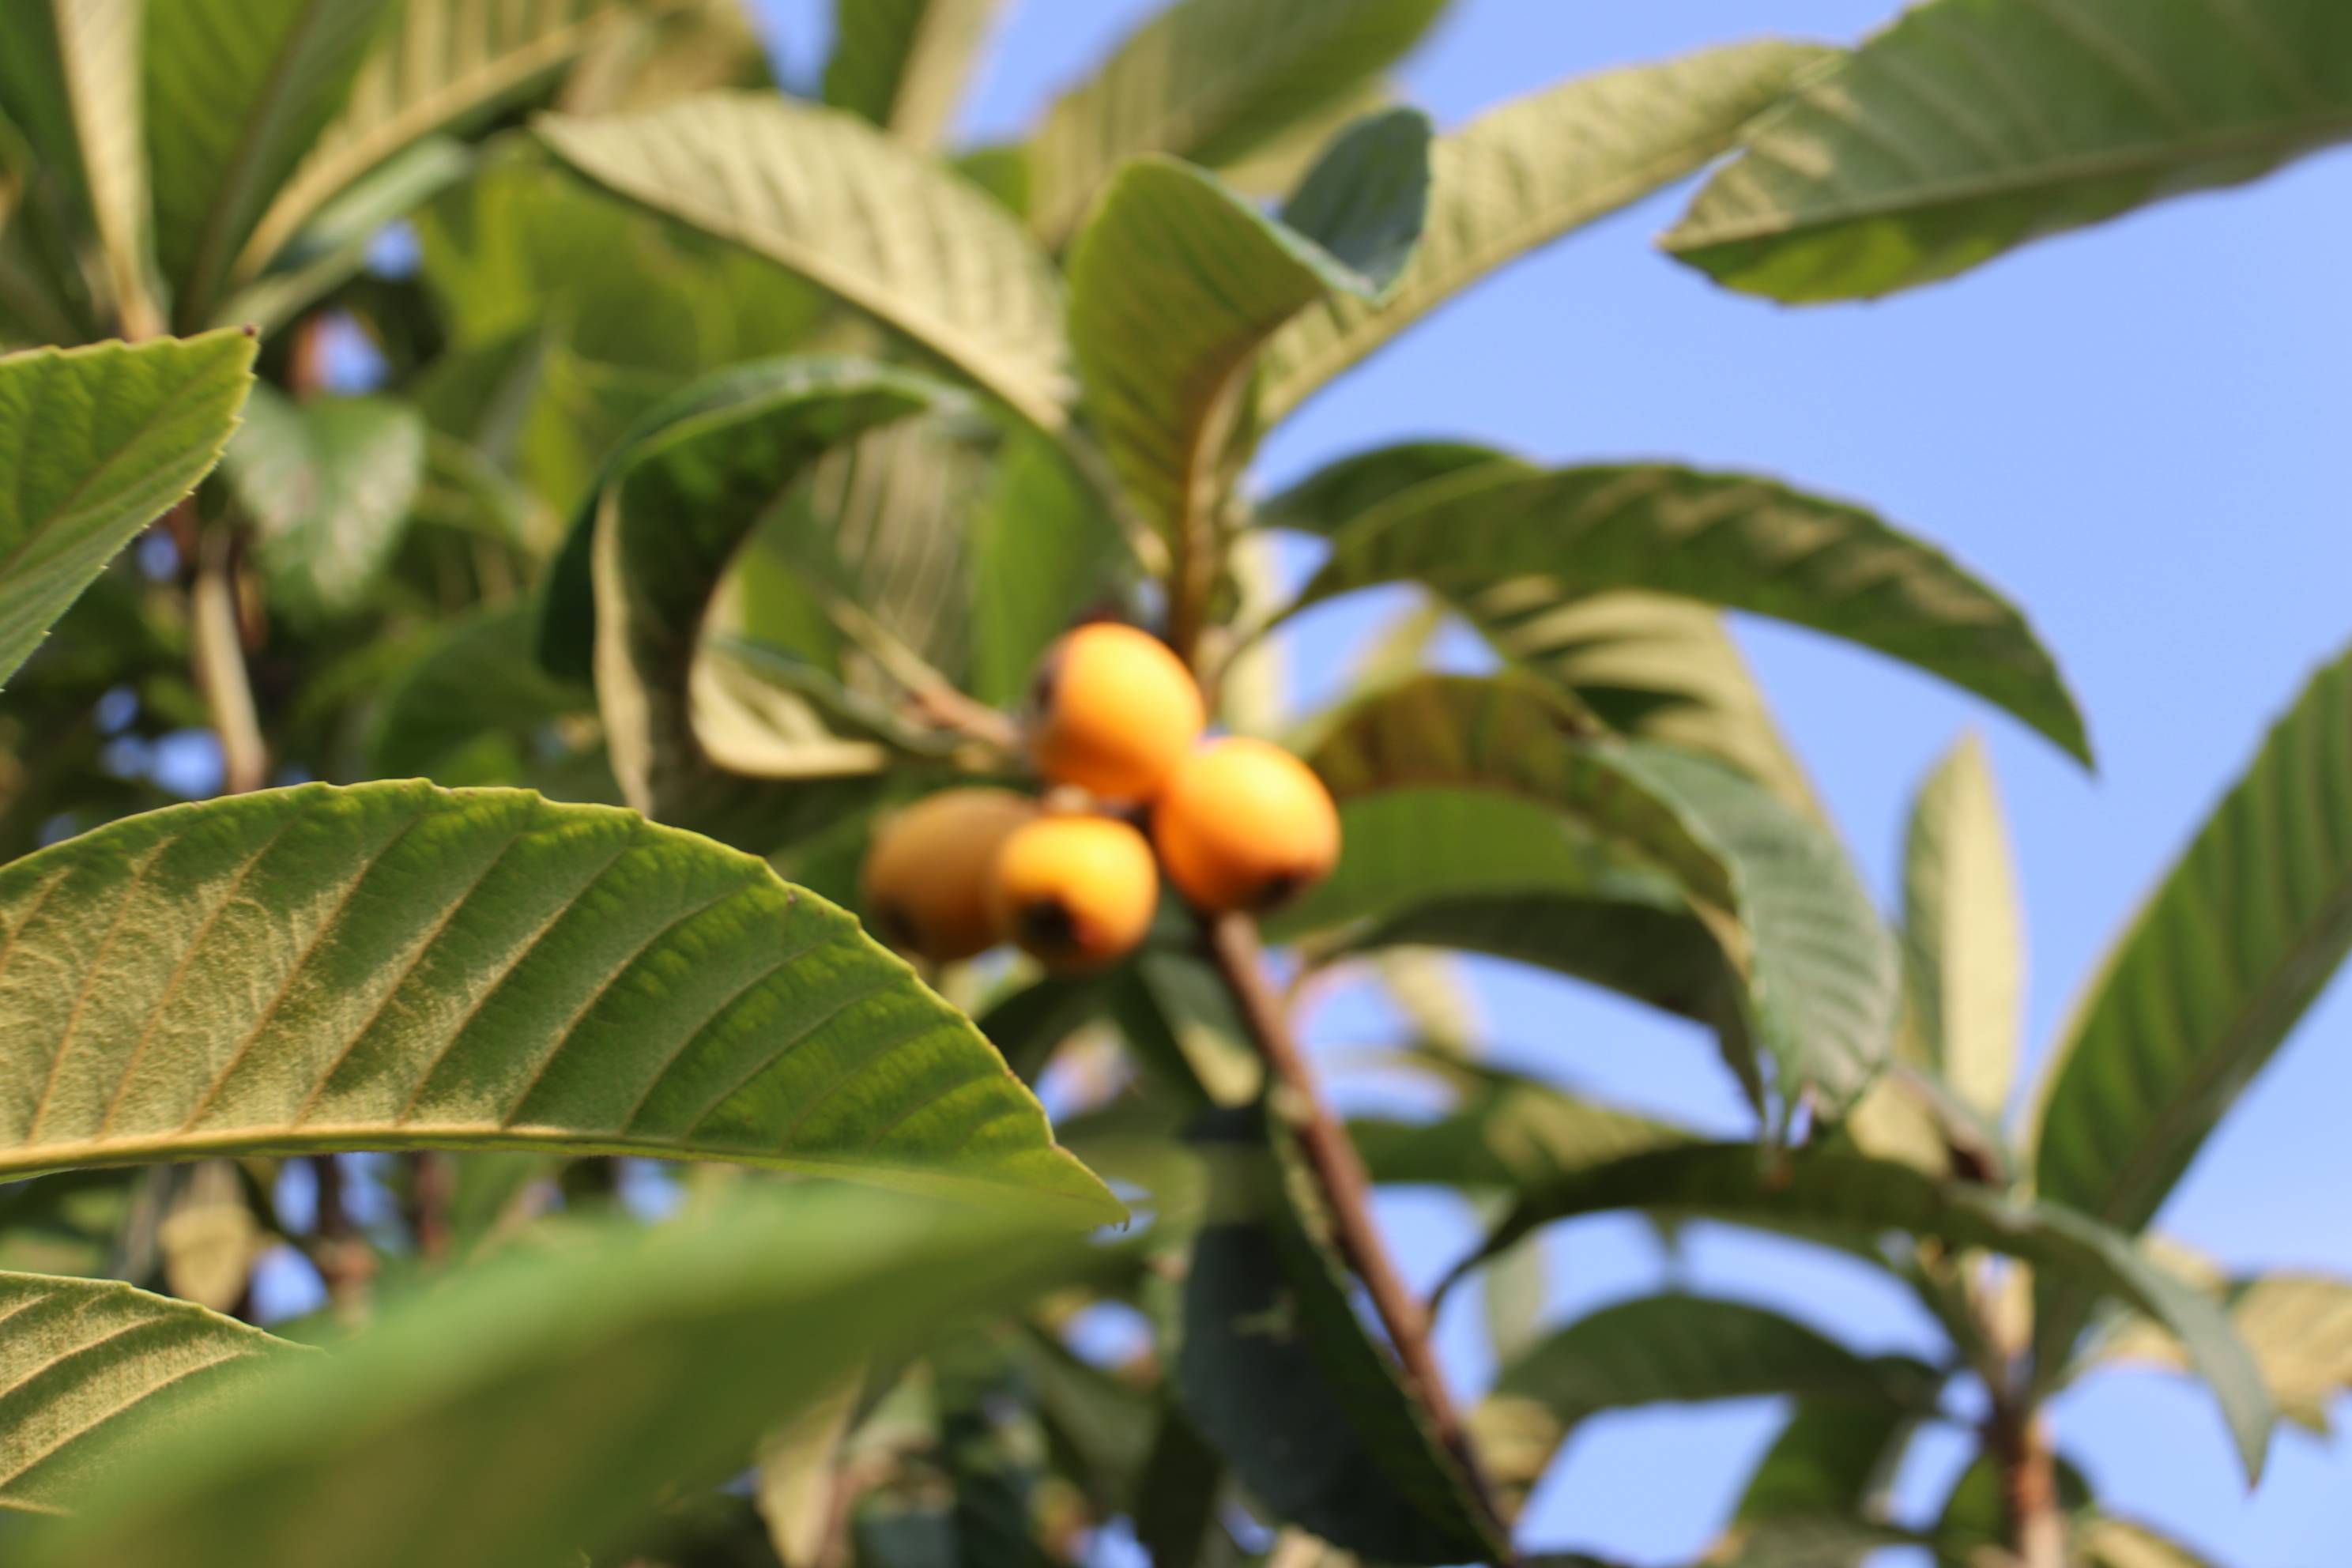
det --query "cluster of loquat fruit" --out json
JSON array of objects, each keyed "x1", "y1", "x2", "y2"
[{"x1": 858, "y1": 623, "x2": 1341, "y2": 971}]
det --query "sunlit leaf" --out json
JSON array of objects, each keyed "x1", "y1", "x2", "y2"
[
  {"x1": 1666, "y1": 0, "x2": 2352, "y2": 302},
  {"x1": 1901, "y1": 733, "x2": 2023, "y2": 1122},
  {"x1": 824, "y1": 0, "x2": 1001, "y2": 147}
]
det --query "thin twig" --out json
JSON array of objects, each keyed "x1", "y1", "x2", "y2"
[
  {"x1": 1201, "y1": 911, "x2": 1510, "y2": 1547},
  {"x1": 190, "y1": 520, "x2": 268, "y2": 794}
]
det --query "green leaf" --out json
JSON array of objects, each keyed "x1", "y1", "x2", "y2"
[
  {"x1": 0, "y1": 0, "x2": 157, "y2": 335},
  {"x1": 1065, "y1": 115, "x2": 1431, "y2": 596},
  {"x1": 1255, "y1": 39, "x2": 1831, "y2": 424},
  {"x1": 1901, "y1": 733, "x2": 2023, "y2": 1123},
  {"x1": 588, "y1": 357, "x2": 947, "y2": 851},
  {"x1": 0, "y1": 330, "x2": 257, "y2": 685},
  {"x1": 824, "y1": 0, "x2": 1002, "y2": 148},
  {"x1": 222, "y1": 385, "x2": 425, "y2": 620},
  {"x1": 0, "y1": 1271, "x2": 301, "y2": 1517},
  {"x1": 220, "y1": 136, "x2": 475, "y2": 334},
  {"x1": 537, "y1": 93, "x2": 1071, "y2": 434},
  {"x1": 1456, "y1": 1143, "x2": 2273, "y2": 1481},
  {"x1": 1477, "y1": 1295, "x2": 1936, "y2": 1520},
  {"x1": 1173, "y1": 1106, "x2": 1503, "y2": 1565},
  {"x1": 2076, "y1": 1516, "x2": 2224, "y2": 1568},
  {"x1": 1934, "y1": 1449, "x2": 2091, "y2": 1557},
  {"x1": 1024, "y1": 0, "x2": 1449, "y2": 243},
  {"x1": 1664, "y1": 0, "x2": 2352, "y2": 303},
  {"x1": 1309, "y1": 677, "x2": 1898, "y2": 1117},
  {"x1": 1351, "y1": 1058, "x2": 1688, "y2": 1193},
  {"x1": 145, "y1": 0, "x2": 400, "y2": 329},
  {"x1": 235, "y1": 0, "x2": 651, "y2": 286},
  {"x1": 967, "y1": 429, "x2": 1129, "y2": 707},
  {"x1": 364, "y1": 602, "x2": 590, "y2": 781},
  {"x1": 16, "y1": 1185, "x2": 1102, "y2": 1566},
  {"x1": 1131, "y1": 1406, "x2": 1224, "y2": 1568},
  {"x1": 975, "y1": 975, "x2": 1116, "y2": 1086},
  {"x1": 0, "y1": 779, "x2": 1117, "y2": 1223},
  {"x1": 2031, "y1": 646, "x2": 2352, "y2": 1364},
  {"x1": 2090, "y1": 1269, "x2": 2352, "y2": 1435},
  {"x1": 1729, "y1": 1401, "x2": 1917, "y2": 1529},
  {"x1": 1293, "y1": 462, "x2": 2091, "y2": 767}
]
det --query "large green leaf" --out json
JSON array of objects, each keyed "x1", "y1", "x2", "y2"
[
  {"x1": 1456, "y1": 1143, "x2": 2272, "y2": 1480},
  {"x1": 235, "y1": 0, "x2": 650, "y2": 285},
  {"x1": 824, "y1": 0, "x2": 1001, "y2": 147},
  {"x1": 1255, "y1": 40, "x2": 1830, "y2": 424},
  {"x1": 1901, "y1": 733, "x2": 2023, "y2": 1122},
  {"x1": 0, "y1": 330, "x2": 256, "y2": 685},
  {"x1": 1476, "y1": 1295, "x2": 1936, "y2": 1519},
  {"x1": 2090, "y1": 1269, "x2": 2352, "y2": 1434},
  {"x1": 588, "y1": 358, "x2": 947, "y2": 851},
  {"x1": 1664, "y1": 0, "x2": 2352, "y2": 303},
  {"x1": 1728, "y1": 1402, "x2": 1916, "y2": 1533},
  {"x1": 1291, "y1": 462, "x2": 2091, "y2": 765},
  {"x1": 537, "y1": 93, "x2": 1071, "y2": 433},
  {"x1": 1310, "y1": 677, "x2": 1898, "y2": 1117},
  {"x1": 2032, "y1": 646, "x2": 2352, "y2": 1365},
  {"x1": 0, "y1": 779, "x2": 1116, "y2": 1221},
  {"x1": 221, "y1": 384, "x2": 424, "y2": 620},
  {"x1": 0, "y1": 0, "x2": 155, "y2": 334},
  {"x1": 1066, "y1": 112, "x2": 1430, "y2": 612},
  {"x1": 1173, "y1": 1107, "x2": 1503, "y2": 1565},
  {"x1": 14, "y1": 1185, "x2": 1101, "y2": 1566},
  {"x1": 1024, "y1": 0, "x2": 1449, "y2": 243},
  {"x1": 145, "y1": 0, "x2": 399, "y2": 328}
]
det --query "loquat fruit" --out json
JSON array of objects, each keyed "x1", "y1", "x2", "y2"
[
  {"x1": 1152, "y1": 737, "x2": 1340, "y2": 914},
  {"x1": 859, "y1": 788, "x2": 1038, "y2": 963},
  {"x1": 1027, "y1": 623, "x2": 1204, "y2": 801},
  {"x1": 989, "y1": 814, "x2": 1159, "y2": 971}
]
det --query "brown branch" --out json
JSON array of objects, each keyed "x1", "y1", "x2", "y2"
[
  {"x1": 1987, "y1": 1395, "x2": 2066, "y2": 1568},
  {"x1": 1201, "y1": 911, "x2": 1510, "y2": 1547}
]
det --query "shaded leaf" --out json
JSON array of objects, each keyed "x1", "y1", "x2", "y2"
[
  {"x1": 1257, "y1": 39, "x2": 1830, "y2": 424},
  {"x1": 1729, "y1": 1401, "x2": 1916, "y2": 1528},
  {"x1": 364, "y1": 602, "x2": 589, "y2": 781},
  {"x1": 0, "y1": 1270, "x2": 302, "y2": 1516},
  {"x1": 1351, "y1": 1059, "x2": 1687, "y2": 1193},
  {"x1": 222, "y1": 136, "x2": 475, "y2": 334},
  {"x1": 1456, "y1": 1143, "x2": 2271, "y2": 1482},
  {"x1": 1025, "y1": 0, "x2": 1449, "y2": 243},
  {"x1": 824, "y1": 0, "x2": 1001, "y2": 148},
  {"x1": 2032, "y1": 645, "x2": 2352, "y2": 1365},
  {"x1": 0, "y1": 330, "x2": 256, "y2": 685},
  {"x1": 537, "y1": 93, "x2": 1070, "y2": 433},
  {"x1": 1666, "y1": 0, "x2": 2352, "y2": 303},
  {"x1": 223, "y1": 385, "x2": 424, "y2": 620},
  {"x1": 17, "y1": 1185, "x2": 1102, "y2": 1567},
  {"x1": 1293, "y1": 462, "x2": 2090, "y2": 765},
  {"x1": 967, "y1": 429, "x2": 1129, "y2": 707},
  {"x1": 0, "y1": 779, "x2": 1116, "y2": 1222},
  {"x1": 1902, "y1": 733, "x2": 2023, "y2": 1122}
]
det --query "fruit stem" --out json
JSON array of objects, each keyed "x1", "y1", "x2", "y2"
[{"x1": 1201, "y1": 910, "x2": 1510, "y2": 1549}]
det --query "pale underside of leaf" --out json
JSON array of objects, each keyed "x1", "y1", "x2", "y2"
[
  {"x1": 0, "y1": 781, "x2": 1117, "y2": 1223},
  {"x1": 2087, "y1": 1269, "x2": 2352, "y2": 1435},
  {"x1": 1900, "y1": 731, "x2": 2024, "y2": 1123}
]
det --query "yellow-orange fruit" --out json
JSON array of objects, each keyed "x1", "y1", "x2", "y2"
[
  {"x1": 1027, "y1": 623, "x2": 1204, "y2": 801},
  {"x1": 1152, "y1": 737, "x2": 1340, "y2": 913},
  {"x1": 859, "y1": 789, "x2": 1037, "y2": 962},
  {"x1": 989, "y1": 815, "x2": 1159, "y2": 970}
]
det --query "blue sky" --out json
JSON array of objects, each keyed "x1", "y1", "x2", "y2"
[{"x1": 741, "y1": 2, "x2": 2352, "y2": 1562}]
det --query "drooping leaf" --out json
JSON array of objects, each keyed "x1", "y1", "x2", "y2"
[
  {"x1": 0, "y1": 330, "x2": 256, "y2": 685},
  {"x1": 0, "y1": 0, "x2": 156, "y2": 334},
  {"x1": 1024, "y1": 0, "x2": 1449, "y2": 243},
  {"x1": 1664, "y1": 0, "x2": 2352, "y2": 303},
  {"x1": 588, "y1": 357, "x2": 947, "y2": 851},
  {"x1": 537, "y1": 93, "x2": 1071, "y2": 433},
  {"x1": 145, "y1": 0, "x2": 400, "y2": 328},
  {"x1": 1901, "y1": 733, "x2": 2023, "y2": 1122},
  {"x1": 1476, "y1": 1295, "x2": 1936, "y2": 1518},
  {"x1": 1066, "y1": 114, "x2": 1430, "y2": 610},
  {"x1": 2032, "y1": 646, "x2": 2352, "y2": 1366},
  {"x1": 1309, "y1": 677, "x2": 1898, "y2": 1116},
  {"x1": 1292, "y1": 462, "x2": 2091, "y2": 766},
  {"x1": 1255, "y1": 39, "x2": 1831, "y2": 424},
  {"x1": 364, "y1": 602, "x2": 590, "y2": 782},
  {"x1": 824, "y1": 0, "x2": 1001, "y2": 147},
  {"x1": 1728, "y1": 1401, "x2": 1917, "y2": 1531},
  {"x1": 1351, "y1": 1059, "x2": 1688, "y2": 1193},
  {"x1": 236, "y1": 0, "x2": 650, "y2": 285},
  {"x1": 0, "y1": 1271, "x2": 302, "y2": 1517},
  {"x1": 16, "y1": 1185, "x2": 1102, "y2": 1567},
  {"x1": 0, "y1": 779, "x2": 1117, "y2": 1222},
  {"x1": 1173, "y1": 1106, "x2": 1504, "y2": 1565},
  {"x1": 221, "y1": 136, "x2": 475, "y2": 334},
  {"x1": 1456, "y1": 1143, "x2": 2272, "y2": 1481},
  {"x1": 221, "y1": 385, "x2": 425, "y2": 621},
  {"x1": 2089, "y1": 1269, "x2": 2352, "y2": 1435}
]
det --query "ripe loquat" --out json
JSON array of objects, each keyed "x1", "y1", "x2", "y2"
[
  {"x1": 859, "y1": 788, "x2": 1038, "y2": 963},
  {"x1": 1152, "y1": 737, "x2": 1340, "y2": 914},
  {"x1": 1027, "y1": 623, "x2": 1204, "y2": 801},
  {"x1": 989, "y1": 814, "x2": 1159, "y2": 971}
]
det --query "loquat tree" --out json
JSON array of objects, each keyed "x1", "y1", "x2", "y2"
[{"x1": 0, "y1": 2, "x2": 2346, "y2": 1565}]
